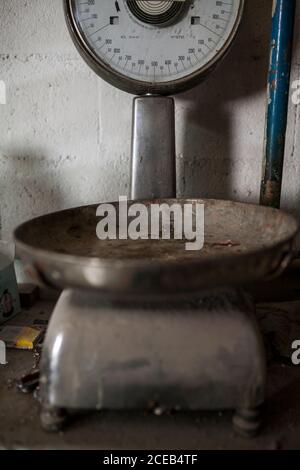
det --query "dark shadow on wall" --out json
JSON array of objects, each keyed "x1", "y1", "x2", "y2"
[
  {"x1": 1, "y1": 150, "x2": 64, "y2": 239},
  {"x1": 178, "y1": 0, "x2": 273, "y2": 200}
]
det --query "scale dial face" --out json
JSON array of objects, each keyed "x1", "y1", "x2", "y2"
[{"x1": 65, "y1": 0, "x2": 244, "y2": 95}]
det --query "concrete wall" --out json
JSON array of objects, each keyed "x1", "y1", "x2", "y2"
[{"x1": 0, "y1": 0, "x2": 299, "y2": 240}]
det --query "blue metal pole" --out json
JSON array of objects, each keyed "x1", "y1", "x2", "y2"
[{"x1": 260, "y1": 0, "x2": 296, "y2": 208}]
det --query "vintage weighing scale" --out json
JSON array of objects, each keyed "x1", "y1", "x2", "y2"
[{"x1": 15, "y1": 0, "x2": 299, "y2": 436}]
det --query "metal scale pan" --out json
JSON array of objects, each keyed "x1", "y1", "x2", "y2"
[
  {"x1": 14, "y1": 198, "x2": 298, "y2": 436},
  {"x1": 15, "y1": 198, "x2": 298, "y2": 298}
]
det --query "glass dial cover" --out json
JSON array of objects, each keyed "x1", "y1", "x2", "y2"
[{"x1": 65, "y1": 0, "x2": 244, "y2": 94}]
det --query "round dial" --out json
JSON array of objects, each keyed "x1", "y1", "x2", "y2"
[{"x1": 65, "y1": 0, "x2": 244, "y2": 95}]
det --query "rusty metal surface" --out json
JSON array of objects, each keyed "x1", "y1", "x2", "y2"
[{"x1": 14, "y1": 199, "x2": 298, "y2": 297}]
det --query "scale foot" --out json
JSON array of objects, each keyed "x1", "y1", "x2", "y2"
[
  {"x1": 233, "y1": 407, "x2": 262, "y2": 438},
  {"x1": 41, "y1": 405, "x2": 68, "y2": 433}
]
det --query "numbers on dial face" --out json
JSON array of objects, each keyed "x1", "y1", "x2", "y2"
[{"x1": 72, "y1": 0, "x2": 242, "y2": 84}]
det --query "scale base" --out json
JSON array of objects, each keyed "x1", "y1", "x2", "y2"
[{"x1": 40, "y1": 289, "x2": 266, "y2": 437}]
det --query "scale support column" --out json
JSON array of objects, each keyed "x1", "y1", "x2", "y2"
[{"x1": 130, "y1": 96, "x2": 176, "y2": 200}]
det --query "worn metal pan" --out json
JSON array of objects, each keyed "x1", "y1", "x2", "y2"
[{"x1": 14, "y1": 199, "x2": 298, "y2": 298}]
